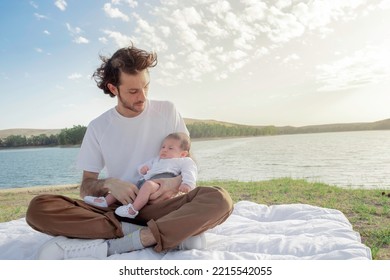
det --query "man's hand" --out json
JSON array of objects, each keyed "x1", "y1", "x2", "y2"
[
  {"x1": 80, "y1": 171, "x2": 138, "y2": 205},
  {"x1": 105, "y1": 178, "x2": 139, "y2": 205},
  {"x1": 148, "y1": 175, "x2": 182, "y2": 204}
]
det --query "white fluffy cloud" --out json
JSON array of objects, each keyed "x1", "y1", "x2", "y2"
[
  {"x1": 68, "y1": 73, "x2": 83, "y2": 80},
  {"x1": 73, "y1": 36, "x2": 89, "y2": 44},
  {"x1": 103, "y1": 3, "x2": 129, "y2": 21},
  {"x1": 316, "y1": 43, "x2": 390, "y2": 91},
  {"x1": 98, "y1": 0, "x2": 385, "y2": 87},
  {"x1": 103, "y1": 30, "x2": 134, "y2": 47},
  {"x1": 55, "y1": 0, "x2": 67, "y2": 11},
  {"x1": 66, "y1": 23, "x2": 89, "y2": 44}
]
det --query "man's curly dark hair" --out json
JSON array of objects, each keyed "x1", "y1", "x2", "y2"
[{"x1": 92, "y1": 44, "x2": 157, "y2": 97}]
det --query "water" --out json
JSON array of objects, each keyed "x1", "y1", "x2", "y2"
[
  {"x1": 192, "y1": 130, "x2": 390, "y2": 189},
  {"x1": 0, "y1": 147, "x2": 81, "y2": 189},
  {"x1": 0, "y1": 131, "x2": 389, "y2": 190}
]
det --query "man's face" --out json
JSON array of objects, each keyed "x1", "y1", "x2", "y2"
[{"x1": 109, "y1": 70, "x2": 150, "y2": 117}]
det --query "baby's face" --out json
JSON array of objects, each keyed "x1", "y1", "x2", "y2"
[{"x1": 159, "y1": 138, "x2": 186, "y2": 159}]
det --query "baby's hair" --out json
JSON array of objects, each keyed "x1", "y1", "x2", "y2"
[{"x1": 165, "y1": 132, "x2": 191, "y2": 155}]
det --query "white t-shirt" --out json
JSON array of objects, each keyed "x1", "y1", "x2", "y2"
[
  {"x1": 139, "y1": 157, "x2": 198, "y2": 189},
  {"x1": 76, "y1": 99, "x2": 189, "y2": 184}
]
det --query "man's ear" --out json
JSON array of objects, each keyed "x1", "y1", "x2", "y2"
[{"x1": 107, "y1": 83, "x2": 118, "y2": 96}]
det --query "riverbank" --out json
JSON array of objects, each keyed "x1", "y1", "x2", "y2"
[{"x1": 1, "y1": 178, "x2": 389, "y2": 259}]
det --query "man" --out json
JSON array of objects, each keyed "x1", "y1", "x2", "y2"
[{"x1": 26, "y1": 44, "x2": 233, "y2": 259}]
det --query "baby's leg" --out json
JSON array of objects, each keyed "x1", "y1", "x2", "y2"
[
  {"x1": 115, "y1": 180, "x2": 160, "y2": 218},
  {"x1": 104, "y1": 193, "x2": 117, "y2": 205},
  {"x1": 132, "y1": 180, "x2": 160, "y2": 211}
]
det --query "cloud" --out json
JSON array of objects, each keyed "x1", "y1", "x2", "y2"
[
  {"x1": 242, "y1": 0, "x2": 267, "y2": 22},
  {"x1": 132, "y1": 13, "x2": 168, "y2": 52},
  {"x1": 293, "y1": 0, "x2": 367, "y2": 32},
  {"x1": 100, "y1": 0, "x2": 379, "y2": 86},
  {"x1": 283, "y1": 53, "x2": 300, "y2": 63},
  {"x1": 30, "y1": 1, "x2": 38, "y2": 9},
  {"x1": 209, "y1": 0, "x2": 231, "y2": 16},
  {"x1": 112, "y1": 0, "x2": 138, "y2": 8},
  {"x1": 378, "y1": 0, "x2": 390, "y2": 9},
  {"x1": 55, "y1": 0, "x2": 67, "y2": 11},
  {"x1": 103, "y1": 3, "x2": 129, "y2": 21},
  {"x1": 316, "y1": 43, "x2": 390, "y2": 91},
  {"x1": 204, "y1": 20, "x2": 229, "y2": 38},
  {"x1": 43, "y1": 30, "x2": 51, "y2": 35},
  {"x1": 68, "y1": 73, "x2": 83, "y2": 80},
  {"x1": 34, "y1": 13, "x2": 48, "y2": 20},
  {"x1": 162, "y1": 7, "x2": 206, "y2": 51},
  {"x1": 124, "y1": 0, "x2": 138, "y2": 8},
  {"x1": 99, "y1": 37, "x2": 108, "y2": 44},
  {"x1": 267, "y1": 6, "x2": 305, "y2": 43},
  {"x1": 73, "y1": 36, "x2": 89, "y2": 44},
  {"x1": 159, "y1": 26, "x2": 171, "y2": 37},
  {"x1": 66, "y1": 23, "x2": 89, "y2": 44},
  {"x1": 66, "y1": 23, "x2": 82, "y2": 34},
  {"x1": 102, "y1": 30, "x2": 134, "y2": 47}
]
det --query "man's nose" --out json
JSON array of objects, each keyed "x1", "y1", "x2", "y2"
[{"x1": 139, "y1": 89, "x2": 147, "y2": 99}]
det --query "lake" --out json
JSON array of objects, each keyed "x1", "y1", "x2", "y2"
[{"x1": 0, "y1": 130, "x2": 389, "y2": 190}]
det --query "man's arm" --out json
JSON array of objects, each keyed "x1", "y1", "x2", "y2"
[{"x1": 80, "y1": 171, "x2": 139, "y2": 205}]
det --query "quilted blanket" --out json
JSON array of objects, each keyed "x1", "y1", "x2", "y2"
[{"x1": 0, "y1": 201, "x2": 371, "y2": 260}]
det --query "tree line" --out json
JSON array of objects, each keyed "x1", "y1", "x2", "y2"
[
  {"x1": 0, "y1": 125, "x2": 87, "y2": 148},
  {"x1": 0, "y1": 123, "x2": 277, "y2": 148},
  {"x1": 187, "y1": 123, "x2": 277, "y2": 138},
  {"x1": 3, "y1": 118, "x2": 388, "y2": 148}
]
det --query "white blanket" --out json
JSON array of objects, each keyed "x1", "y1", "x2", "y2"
[{"x1": 0, "y1": 201, "x2": 371, "y2": 260}]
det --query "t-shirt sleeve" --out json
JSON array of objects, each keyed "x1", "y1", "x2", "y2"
[
  {"x1": 168, "y1": 101, "x2": 189, "y2": 136},
  {"x1": 76, "y1": 124, "x2": 105, "y2": 173},
  {"x1": 180, "y1": 158, "x2": 198, "y2": 189}
]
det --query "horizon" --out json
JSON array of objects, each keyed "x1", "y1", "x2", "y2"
[
  {"x1": 1, "y1": 1, "x2": 390, "y2": 130},
  {"x1": 1, "y1": 116, "x2": 389, "y2": 132}
]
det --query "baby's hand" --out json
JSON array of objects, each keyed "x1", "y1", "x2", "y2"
[
  {"x1": 140, "y1": 165, "x2": 149, "y2": 175},
  {"x1": 178, "y1": 184, "x2": 192, "y2": 193}
]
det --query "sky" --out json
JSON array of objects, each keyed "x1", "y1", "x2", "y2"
[{"x1": 1, "y1": 0, "x2": 390, "y2": 130}]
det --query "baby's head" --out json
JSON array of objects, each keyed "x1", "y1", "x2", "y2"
[{"x1": 159, "y1": 132, "x2": 191, "y2": 159}]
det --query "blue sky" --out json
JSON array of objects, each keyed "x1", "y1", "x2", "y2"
[{"x1": 1, "y1": 0, "x2": 390, "y2": 130}]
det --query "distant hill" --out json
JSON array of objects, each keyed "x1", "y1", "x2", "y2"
[
  {"x1": 184, "y1": 118, "x2": 239, "y2": 127},
  {"x1": 0, "y1": 118, "x2": 389, "y2": 139},
  {"x1": 0, "y1": 128, "x2": 62, "y2": 139},
  {"x1": 276, "y1": 118, "x2": 390, "y2": 134},
  {"x1": 185, "y1": 118, "x2": 390, "y2": 133}
]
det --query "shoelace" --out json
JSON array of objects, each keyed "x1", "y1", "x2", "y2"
[{"x1": 61, "y1": 240, "x2": 103, "y2": 259}]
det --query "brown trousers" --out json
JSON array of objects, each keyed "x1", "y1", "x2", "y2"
[{"x1": 26, "y1": 186, "x2": 233, "y2": 252}]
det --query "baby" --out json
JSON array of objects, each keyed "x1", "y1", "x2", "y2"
[{"x1": 84, "y1": 132, "x2": 197, "y2": 218}]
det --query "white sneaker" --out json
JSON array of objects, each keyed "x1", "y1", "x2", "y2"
[
  {"x1": 178, "y1": 233, "x2": 206, "y2": 250},
  {"x1": 37, "y1": 236, "x2": 108, "y2": 260}
]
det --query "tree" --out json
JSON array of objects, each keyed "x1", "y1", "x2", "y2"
[{"x1": 58, "y1": 125, "x2": 87, "y2": 145}]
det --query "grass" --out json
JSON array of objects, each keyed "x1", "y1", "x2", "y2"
[{"x1": 1, "y1": 178, "x2": 389, "y2": 259}]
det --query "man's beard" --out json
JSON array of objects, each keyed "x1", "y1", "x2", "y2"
[{"x1": 117, "y1": 93, "x2": 145, "y2": 114}]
